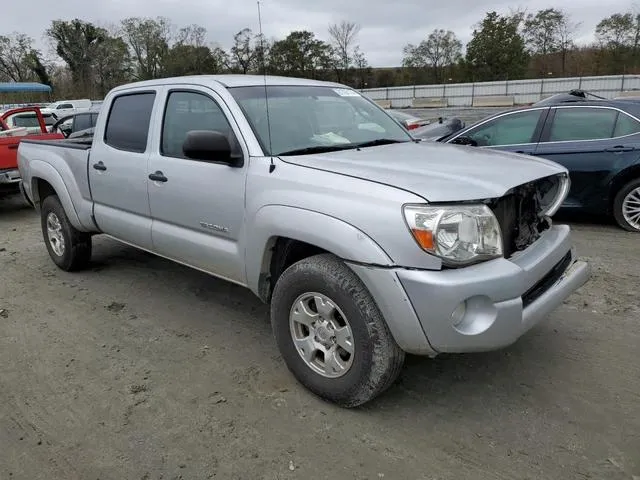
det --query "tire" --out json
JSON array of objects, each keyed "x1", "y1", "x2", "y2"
[
  {"x1": 40, "y1": 194, "x2": 92, "y2": 271},
  {"x1": 270, "y1": 253, "x2": 405, "y2": 408},
  {"x1": 613, "y1": 178, "x2": 640, "y2": 232}
]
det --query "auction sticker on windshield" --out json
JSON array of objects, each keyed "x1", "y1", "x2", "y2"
[{"x1": 333, "y1": 88, "x2": 360, "y2": 97}]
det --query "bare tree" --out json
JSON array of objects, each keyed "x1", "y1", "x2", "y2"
[{"x1": 328, "y1": 21, "x2": 361, "y2": 74}]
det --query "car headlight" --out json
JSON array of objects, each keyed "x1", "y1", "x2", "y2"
[{"x1": 403, "y1": 204, "x2": 503, "y2": 266}]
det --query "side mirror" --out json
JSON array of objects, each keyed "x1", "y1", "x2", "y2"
[
  {"x1": 450, "y1": 135, "x2": 478, "y2": 147},
  {"x1": 182, "y1": 130, "x2": 243, "y2": 166}
]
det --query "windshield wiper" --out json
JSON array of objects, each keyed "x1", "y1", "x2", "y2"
[
  {"x1": 277, "y1": 144, "x2": 357, "y2": 156},
  {"x1": 352, "y1": 138, "x2": 410, "y2": 148},
  {"x1": 277, "y1": 138, "x2": 409, "y2": 156}
]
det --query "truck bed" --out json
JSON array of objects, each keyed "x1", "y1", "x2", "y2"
[{"x1": 20, "y1": 137, "x2": 92, "y2": 150}]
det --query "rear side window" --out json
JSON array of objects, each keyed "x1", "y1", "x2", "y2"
[
  {"x1": 74, "y1": 114, "x2": 92, "y2": 131},
  {"x1": 548, "y1": 107, "x2": 617, "y2": 142},
  {"x1": 104, "y1": 92, "x2": 156, "y2": 153},
  {"x1": 614, "y1": 112, "x2": 640, "y2": 137}
]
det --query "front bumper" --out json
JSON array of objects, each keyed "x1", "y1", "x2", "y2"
[
  {"x1": 397, "y1": 224, "x2": 590, "y2": 353},
  {"x1": 349, "y1": 224, "x2": 590, "y2": 355}
]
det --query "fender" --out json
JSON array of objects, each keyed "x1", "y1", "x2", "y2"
[
  {"x1": 29, "y1": 160, "x2": 89, "y2": 232},
  {"x1": 245, "y1": 205, "x2": 394, "y2": 295}
]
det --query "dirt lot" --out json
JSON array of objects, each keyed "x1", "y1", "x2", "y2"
[{"x1": 1, "y1": 194, "x2": 639, "y2": 480}]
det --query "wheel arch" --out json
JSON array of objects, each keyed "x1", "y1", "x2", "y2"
[
  {"x1": 609, "y1": 164, "x2": 640, "y2": 212},
  {"x1": 245, "y1": 205, "x2": 394, "y2": 303},
  {"x1": 29, "y1": 161, "x2": 85, "y2": 231}
]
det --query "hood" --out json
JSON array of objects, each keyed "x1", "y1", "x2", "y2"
[{"x1": 280, "y1": 141, "x2": 567, "y2": 202}]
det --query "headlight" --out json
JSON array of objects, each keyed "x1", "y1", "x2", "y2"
[{"x1": 403, "y1": 204, "x2": 503, "y2": 266}]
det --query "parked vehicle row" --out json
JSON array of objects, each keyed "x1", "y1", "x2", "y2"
[{"x1": 17, "y1": 74, "x2": 590, "y2": 408}]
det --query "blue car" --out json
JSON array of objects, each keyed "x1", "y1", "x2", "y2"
[{"x1": 439, "y1": 92, "x2": 640, "y2": 232}]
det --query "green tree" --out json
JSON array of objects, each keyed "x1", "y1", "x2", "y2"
[
  {"x1": 93, "y1": 36, "x2": 132, "y2": 95},
  {"x1": 523, "y1": 9, "x2": 578, "y2": 75},
  {"x1": 402, "y1": 29, "x2": 462, "y2": 83},
  {"x1": 47, "y1": 19, "x2": 107, "y2": 92},
  {"x1": 268, "y1": 31, "x2": 333, "y2": 79},
  {"x1": 465, "y1": 11, "x2": 528, "y2": 81},
  {"x1": 595, "y1": 12, "x2": 640, "y2": 72},
  {"x1": 120, "y1": 16, "x2": 172, "y2": 80}
]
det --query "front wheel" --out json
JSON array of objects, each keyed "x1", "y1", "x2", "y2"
[
  {"x1": 40, "y1": 194, "x2": 92, "y2": 271},
  {"x1": 613, "y1": 179, "x2": 640, "y2": 232},
  {"x1": 270, "y1": 253, "x2": 405, "y2": 407}
]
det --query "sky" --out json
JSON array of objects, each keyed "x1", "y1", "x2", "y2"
[{"x1": 1, "y1": 0, "x2": 635, "y2": 67}]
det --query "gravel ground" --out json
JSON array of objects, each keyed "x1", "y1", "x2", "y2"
[{"x1": 1, "y1": 194, "x2": 639, "y2": 480}]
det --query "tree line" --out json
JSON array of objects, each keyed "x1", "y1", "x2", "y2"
[{"x1": 0, "y1": 8, "x2": 638, "y2": 100}]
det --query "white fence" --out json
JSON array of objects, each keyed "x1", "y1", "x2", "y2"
[{"x1": 361, "y1": 74, "x2": 640, "y2": 108}]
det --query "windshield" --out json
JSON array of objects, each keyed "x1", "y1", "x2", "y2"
[{"x1": 228, "y1": 85, "x2": 412, "y2": 156}]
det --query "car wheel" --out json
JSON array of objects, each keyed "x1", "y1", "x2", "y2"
[
  {"x1": 613, "y1": 179, "x2": 640, "y2": 232},
  {"x1": 40, "y1": 194, "x2": 92, "y2": 271},
  {"x1": 270, "y1": 253, "x2": 405, "y2": 407}
]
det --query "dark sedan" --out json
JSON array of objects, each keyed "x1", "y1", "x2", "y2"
[{"x1": 439, "y1": 97, "x2": 640, "y2": 232}]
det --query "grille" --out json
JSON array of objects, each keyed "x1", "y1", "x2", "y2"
[{"x1": 489, "y1": 177, "x2": 557, "y2": 258}]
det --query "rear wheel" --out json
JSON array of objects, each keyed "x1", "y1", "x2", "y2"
[
  {"x1": 270, "y1": 253, "x2": 405, "y2": 408},
  {"x1": 40, "y1": 194, "x2": 92, "y2": 271},
  {"x1": 613, "y1": 179, "x2": 640, "y2": 232}
]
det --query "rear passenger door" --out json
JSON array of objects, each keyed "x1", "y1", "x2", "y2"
[
  {"x1": 534, "y1": 106, "x2": 636, "y2": 210},
  {"x1": 147, "y1": 87, "x2": 248, "y2": 284},
  {"x1": 89, "y1": 90, "x2": 160, "y2": 250}
]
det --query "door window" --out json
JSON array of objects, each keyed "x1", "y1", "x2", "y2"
[
  {"x1": 161, "y1": 91, "x2": 235, "y2": 159},
  {"x1": 461, "y1": 109, "x2": 543, "y2": 146},
  {"x1": 73, "y1": 114, "x2": 92, "y2": 132},
  {"x1": 613, "y1": 112, "x2": 640, "y2": 137},
  {"x1": 104, "y1": 92, "x2": 156, "y2": 153},
  {"x1": 57, "y1": 103, "x2": 73, "y2": 110},
  {"x1": 548, "y1": 107, "x2": 617, "y2": 142}
]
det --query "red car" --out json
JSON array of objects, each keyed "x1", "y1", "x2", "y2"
[{"x1": 0, "y1": 107, "x2": 64, "y2": 195}]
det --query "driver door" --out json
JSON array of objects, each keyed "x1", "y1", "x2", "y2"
[{"x1": 448, "y1": 108, "x2": 549, "y2": 156}]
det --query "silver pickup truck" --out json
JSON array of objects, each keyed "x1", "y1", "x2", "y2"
[{"x1": 17, "y1": 75, "x2": 590, "y2": 407}]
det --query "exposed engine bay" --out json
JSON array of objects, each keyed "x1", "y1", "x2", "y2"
[{"x1": 488, "y1": 174, "x2": 565, "y2": 257}]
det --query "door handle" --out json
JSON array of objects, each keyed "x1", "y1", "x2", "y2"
[
  {"x1": 8, "y1": 144, "x2": 18, "y2": 150},
  {"x1": 605, "y1": 145, "x2": 634, "y2": 152},
  {"x1": 93, "y1": 161, "x2": 107, "y2": 171},
  {"x1": 515, "y1": 150, "x2": 534, "y2": 155},
  {"x1": 148, "y1": 171, "x2": 168, "y2": 182}
]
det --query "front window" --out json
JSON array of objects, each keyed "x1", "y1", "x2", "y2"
[
  {"x1": 228, "y1": 85, "x2": 411, "y2": 156},
  {"x1": 459, "y1": 109, "x2": 543, "y2": 147}
]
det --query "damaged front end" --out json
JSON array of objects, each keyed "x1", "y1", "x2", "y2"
[{"x1": 489, "y1": 173, "x2": 570, "y2": 258}]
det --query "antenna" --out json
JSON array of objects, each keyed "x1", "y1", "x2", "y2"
[{"x1": 257, "y1": 0, "x2": 275, "y2": 173}]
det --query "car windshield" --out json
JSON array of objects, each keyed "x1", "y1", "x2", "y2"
[{"x1": 228, "y1": 85, "x2": 412, "y2": 156}]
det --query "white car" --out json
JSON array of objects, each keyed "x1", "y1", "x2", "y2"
[{"x1": 40, "y1": 99, "x2": 92, "y2": 118}]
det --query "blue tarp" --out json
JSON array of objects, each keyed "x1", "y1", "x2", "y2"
[{"x1": 0, "y1": 82, "x2": 52, "y2": 93}]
